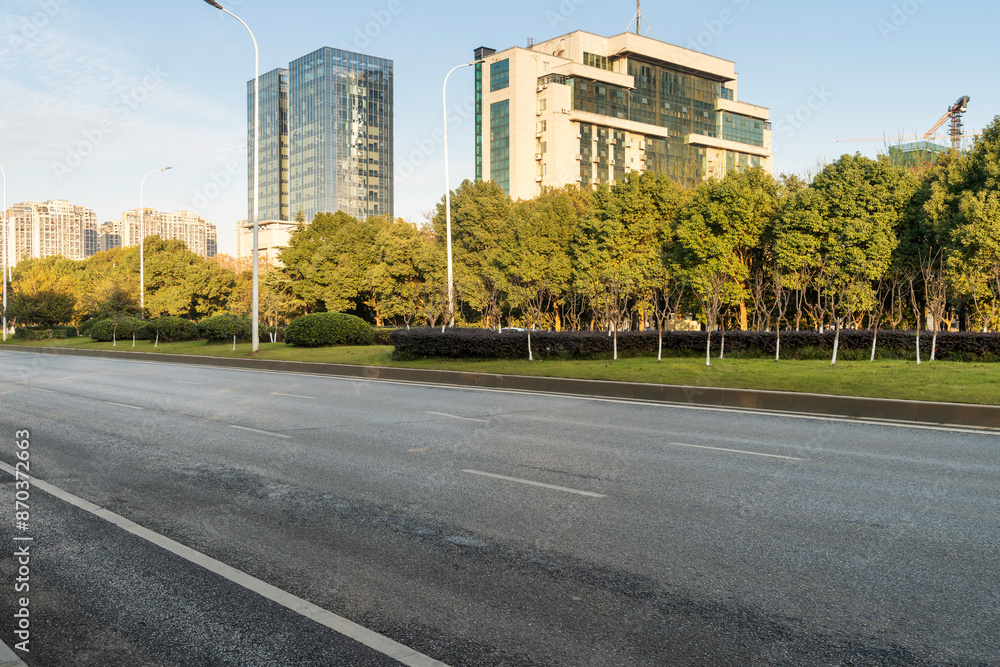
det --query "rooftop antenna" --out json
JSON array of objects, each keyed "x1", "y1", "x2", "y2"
[{"x1": 630, "y1": 1, "x2": 659, "y2": 39}]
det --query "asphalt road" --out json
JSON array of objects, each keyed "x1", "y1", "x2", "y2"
[{"x1": 0, "y1": 349, "x2": 997, "y2": 666}]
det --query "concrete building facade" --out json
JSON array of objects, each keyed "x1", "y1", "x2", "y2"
[
  {"x1": 235, "y1": 219, "x2": 298, "y2": 267},
  {"x1": 4, "y1": 200, "x2": 98, "y2": 266},
  {"x1": 475, "y1": 31, "x2": 773, "y2": 199}
]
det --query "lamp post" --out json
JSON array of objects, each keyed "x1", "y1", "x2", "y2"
[
  {"x1": 139, "y1": 167, "x2": 172, "y2": 312},
  {"x1": 1, "y1": 164, "x2": 7, "y2": 341},
  {"x1": 442, "y1": 62, "x2": 476, "y2": 328},
  {"x1": 204, "y1": 0, "x2": 260, "y2": 352}
]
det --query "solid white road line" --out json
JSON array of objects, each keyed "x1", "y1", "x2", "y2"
[
  {"x1": 172, "y1": 381, "x2": 203, "y2": 386},
  {"x1": 426, "y1": 411, "x2": 491, "y2": 424},
  {"x1": 230, "y1": 425, "x2": 292, "y2": 439},
  {"x1": 463, "y1": 469, "x2": 607, "y2": 498},
  {"x1": 272, "y1": 392, "x2": 315, "y2": 400},
  {"x1": 0, "y1": 462, "x2": 449, "y2": 667},
  {"x1": 667, "y1": 442, "x2": 805, "y2": 461},
  {"x1": 31, "y1": 388, "x2": 55, "y2": 394},
  {"x1": 105, "y1": 402, "x2": 144, "y2": 411}
]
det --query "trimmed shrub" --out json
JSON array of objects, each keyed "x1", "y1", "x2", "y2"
[
  {"x1": 138, "y1": 317, "x2": 200, "y2": 343},
  {"x1": 89, "y1": 317, "x2": 145, "y2": 342},
  {"x1": 199, "y1": 315, "x2": 252, "y2": 343},
  {"x1": 284, "y1": 312, "x2": 375, "y2": 347},
  {"x1": 14, "y1": 327, "x2": 67, "y2": 341},
  {"x1": 373, "y1": 327, "x2": 398, "y2": 345},
  {"x1": 79, "y1": 318, "x2": 99, "y2": 337},
  {"x1": 390, "y1": 328, "x2": 1000, "y2": 362}
]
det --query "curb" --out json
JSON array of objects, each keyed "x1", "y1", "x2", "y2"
[
  {"x1": 0, "y1": 639, "x2": 27, "y2": 667},
  {"x1": 4, "y1": 345, "x2": 1000, "y2": 430}
]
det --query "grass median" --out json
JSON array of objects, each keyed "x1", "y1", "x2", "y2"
[{"x1": 2, "y1": 337, "x2": 998, "y2": 406}]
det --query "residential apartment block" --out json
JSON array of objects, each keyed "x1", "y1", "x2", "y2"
[
  {"x1": 474, "y1": 31, "x2": 773, "y2": 199},
  {"x1": 4, "y1": 200, "x2": 98, "y2": 267},
  {"x1": 100, "y1": 209, "x2": 218, "y2": 259},
  {"x1": 249, "y1": 47, "x2": 393, "y2": 226}
]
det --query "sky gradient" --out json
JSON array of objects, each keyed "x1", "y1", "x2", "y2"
[{"x1": 1, "y1": 0, "x2": 997, "y2": 255}]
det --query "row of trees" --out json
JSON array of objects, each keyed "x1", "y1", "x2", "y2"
[
  {"x1": 6, "y1": 117, "x2": 1000, "y2": 347},
  {"x1": 277, "y1": 117, "x2": 1000, "y2": 343},
  {"x1": 4, "y1": 238, "x2": 301, "y2": 329}
]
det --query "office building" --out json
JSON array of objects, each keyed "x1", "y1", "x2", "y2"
[
  {"x1": 248, "y1": 47, "x2": 393, "y2": 225},
  {"x1": 103, "y1": 209, "x2": 218, "y2": 259},
  {"x1": 474, "y1": 31, "x2": 773, "y2": 199},
  {"x1": 5, "y1": 200, "x2": 98, "y2": 266}
]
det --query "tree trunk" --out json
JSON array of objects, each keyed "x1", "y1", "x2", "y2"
[
  {"x1": 916, "y1": 331, "x2": 921, "y2": 365},
  {"x1": 658, "y1": 327, "x2": 663, "y2": 362},
  {"x1": 613, "y1": 322, "x2": 618, "y2": 361},
  {"x1": 155, "y1": 332, "x2": 159, "y2": 348},
  {"x1": 705, "y1": 330, "x2": 712, "y2": 367},
  {"x1": 739, "y1": 300, "x2": 748, "y2": 331},
  {"x1": 775, "y1": 330, "x2": 781, "y2": 362},
  {"x1": 870, "y1": 328, "x2": 878, "y2": 362},
  {"x1": 831, "y1": 320, "x2": 840, "y2": 366},
  {"x1": 528, "y1": 331, "x2": 533, "y2": 361},
  {"x1": 720, "y1": 330, "x2": 726, "y2": 360},
  {"x1": 931, "y1": 330, "x2": 938, "y2": 362}
]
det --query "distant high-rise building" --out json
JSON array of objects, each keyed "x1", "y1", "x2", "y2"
[
  {"x1": 105, "y1": 209, "x2": 218, "y2": 259},
  {"x1": 248, "y1": 47, "x2": 394, "y2": 225},
  {"x1": 5, "y1": 200, "x2": 98, "y2": 266},
  {"x1": 475, "y1": 31, "x2": 773, "y2": 199},
  {"x1": 236, "y1": 219, "x2": 298, "y2": 267},
  {"x1": 248, "y1": 68, "x2": 290, "y2": 223}
]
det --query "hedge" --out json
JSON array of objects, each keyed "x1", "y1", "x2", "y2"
[
  {"x1": 390, "y1": 328, "x2": 1000, "y2": 361},
  {"x1": 199, "y1": 315, "x2": 252, "y2": 343},
  {"x1": 14, "y1": 327, "x2": 68, "y2": 341},
  {"x1": 90, "y1": 317, "x2": 146, "y2": 342},
  {"x1": 284, "y1": 312, "x2": 375, "y2": 347},
  {"x1": 138, "y1": 317, "x2": 200, "y2": 343}
]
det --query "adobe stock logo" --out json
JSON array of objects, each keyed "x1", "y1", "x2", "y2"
[{"x1": 877, "y1": 0, "x2": 931, "y2": 40}]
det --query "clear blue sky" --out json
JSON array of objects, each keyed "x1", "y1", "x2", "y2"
[{"x1": 1, "y1": 0, "x2": 997, "y2": 255}]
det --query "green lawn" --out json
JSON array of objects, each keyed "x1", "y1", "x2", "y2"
[{"x1": 2, "y1": 337, "x2": 998, "y2": 405}]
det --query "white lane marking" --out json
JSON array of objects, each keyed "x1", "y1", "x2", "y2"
[
  {"x1": 7, "y1": 349, "x2": 997, "y2": 437},
  {"x1": 0, "y1": 637, "x2": 28, "y2": 666},
  {"x1": 172, "y1": 381, "x2": 202, "y2": 386},
  {"x1": 102, "y1": 372, "x2": 125, "y2": 376},
  {"x1": 272, "y1": 392, "x2": 315, "y2": 400},
  {"x1": 0, "y1": 462, "x2": 449, "y2": 667},
  {"x1": 463, "y1": 469, "x2": 606, "y2": 498},
  {"x1": 31, "y1": 388, "x2": 55, "y2": 394},
  {"x1": 105, "y1": 402, "x2": 144, "y2": 411},
  {"x1": 668, "y1": 442, "x2": 805, "y2": 461},
  {"x1": 426, "y1": 411, "x2": 491, "y2": 424},
  {"x1": 230, "y1": 425, "x2": 292, "y2": 440}
]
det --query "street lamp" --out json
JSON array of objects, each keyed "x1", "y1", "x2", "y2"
[
  {"x1": 203, "y1": 0, "x2": 260, "y2": 352},
  {"x1": 1, "y1": 164, "x2": 7, "y2": 341},
  {"x1": 139, "y1": 167, "x2": 172, "y2": 312},
  {"x1": 442, "y1": 61, "x2": 477, "y2": 328}
]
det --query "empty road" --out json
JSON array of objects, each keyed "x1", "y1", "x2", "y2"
[{"x1": 0, "y1": 349, "x2": 997, "y2": 665}]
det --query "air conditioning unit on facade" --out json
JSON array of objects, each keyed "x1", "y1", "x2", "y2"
[
  {"x1": 537, "y1": 85, "x2": 544, "y2": 92},
  {"x1": 535, "y1": 153, "x2": 543, "y2": 160},
  {"x1": 535, "y1": 176, "x2": 543, "y2": 182},
  {"x1": 609, "y1": 159, "x2": 616, "y2": 165},
  {"x1": 536, "y1": 110, "x2": 543, "y2": 116},
  {"x1": 575, "y1": 154, "x2": 583, "y2": 161},
  {"x1": 536, "y1": 132, "x2": 543, "y2": 138},
  {"x1": 639, "y1": 140, "x2": 647, "y2": 150},
  {"x1": 561, "y1": 107, "x2": 570, "y2": 114},
  {"x1": 640, "y1": 154, "x2": 647, "y2": 161}
]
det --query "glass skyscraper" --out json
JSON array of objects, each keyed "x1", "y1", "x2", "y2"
[
  {"x1": 248, "y1": 47, "x2": 393, "y2": 225},
  {"x1": 248, "y1": 68, "x2": 289, "y2": 223}
]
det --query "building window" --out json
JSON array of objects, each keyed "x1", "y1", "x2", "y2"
[
  {"x1": 583, "y1": 52, "x2": 613, "y2": 72},
  {"x1": 490, "y1": 100, "x2": 510, "y2": 195},
  {"x1": 490, "y1": 59, "x2": 510, "y2": 92}
]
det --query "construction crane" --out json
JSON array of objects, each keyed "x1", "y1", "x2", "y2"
[
  {"x1": 924, "y1": 95, "x2": 970, "y2": 149},
  {"x1": 838, "y1": 96, "x2": 971, "y2": 149}
]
